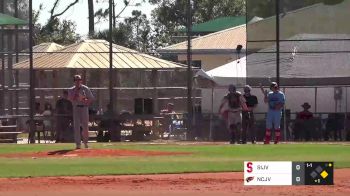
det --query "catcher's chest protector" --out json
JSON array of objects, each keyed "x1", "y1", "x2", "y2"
[{"x1": 228, "y1": 93, "x2": 240, "y2": 109}]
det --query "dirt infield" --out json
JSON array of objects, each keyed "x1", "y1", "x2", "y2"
[
  {"x1": 0, "y1": 149, "x2": 190, "y2": 158},
  {"x1": 0, "y1": 169, "x2": 349, "y2": 196}
]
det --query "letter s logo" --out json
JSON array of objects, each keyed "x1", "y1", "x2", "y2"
[{"x1": 247, "y1": 162, "x2": 253, "y2": 173}]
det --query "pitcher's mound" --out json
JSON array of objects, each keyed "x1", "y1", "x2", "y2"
[{"x1": 1, "y1": 149, "x2": 190, "y2": 158}]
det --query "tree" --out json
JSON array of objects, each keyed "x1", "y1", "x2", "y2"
[
  {"x1": 48, "y1": 0, "x2": 79, "y2": 22},
  {"x1": 247, "y1": 0, "x2": 345, "y2": 20},
  {"x1": 93, "y1": 23, "x2": 135, "y2": 49},
  {"x1": 149, "y1": 0, "x2": 246, "y2": 47},
  {"x1": 125, "y1": 10, "x2": 151, "y2": 52},
  {"x1": 33, "y1": 1, "x2": 81, "y2": 45},
  {"x1": 2, "y1": 0, "x2": 29, "y2": 18},
  {"x1": 92, "y1": 0, "x2": 145, "y2": 38},
  {"x1": 93, "y1": 10, "x2": 152, "y2": 52},
  {"x1": 150, "y1": 0, "x2": 346, "y2": 48},
  {"x1": 88, "y1": 0, "x2": 94, "y2": 37},
  {"x1": 35, "y1": 18, "x2": 80, "y2": 45},
  {"x1": 194, "y1": 0, "x2": 245, "y2": 22},
  {"x1": 150, "y1": 0, "x2": 245, "y2": 28},
  {"x1": 94, "y1": 0, "x2": 145, "y2": 28}
]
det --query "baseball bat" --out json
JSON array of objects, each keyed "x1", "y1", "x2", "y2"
[{"x1": 259, "y1": 83, "x2": 267, "y2": 97}]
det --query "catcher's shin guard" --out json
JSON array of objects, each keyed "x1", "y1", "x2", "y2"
[
  {"x1": 264, "y1": 129, "x2": 271, "y2": 144},
  {"x1": 229, "y1": 124, "x2": 236, "y2": 144},
  {"x1": 274, "y1": 129, "x2": 281, "y2": 144}
]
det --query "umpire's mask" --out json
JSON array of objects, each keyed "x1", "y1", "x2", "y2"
[{"x1": 228, "y1": 84, "x2": 236, "y2": 93}]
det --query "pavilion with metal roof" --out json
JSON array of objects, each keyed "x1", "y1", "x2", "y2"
[
  {"x1": 12, "y1": 39, "x2": 189, "y2": 114},
  {"x1": 14, "y1": 39, "x2": 184, "y2": 70}
]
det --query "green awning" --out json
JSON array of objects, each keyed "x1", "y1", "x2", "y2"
[
  {"x1": 179, "y1": 16, "x2": 246, "y2": 33},
  {"x1": 0, "y1": 13, "x2": 27, "y2": 26}
]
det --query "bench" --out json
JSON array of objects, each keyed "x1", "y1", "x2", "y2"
[{"x1": 0, "y1": 125, "x2": 21, "y2": 143}]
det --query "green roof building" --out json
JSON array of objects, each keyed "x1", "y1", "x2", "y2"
[
  {"x1": 0, "y1": 13, "x2": 27, "y2": 26},
  {"x1": 179, "y1": 16, "x2": 246, "y2": 34}
]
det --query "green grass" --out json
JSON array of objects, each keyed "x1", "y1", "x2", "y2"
[{"x1": 0, "y1": 143, "x2": 349, "y2": 178}]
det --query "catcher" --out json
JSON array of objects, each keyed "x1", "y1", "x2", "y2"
[
  {"x1": 219, "y1": 84, "x2": 248, "y2": 144},
  {"x1": 261, "y1": 82, "x2": 285, "y2": 144}
]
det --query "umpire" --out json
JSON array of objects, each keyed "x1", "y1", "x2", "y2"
[{"x1": 242, "y1": 85, "x2": 258, "y2": 144}]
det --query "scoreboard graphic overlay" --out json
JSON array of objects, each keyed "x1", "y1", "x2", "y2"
[{"x1": 244, "y1": 162, "x2": 333, "y2": 186}]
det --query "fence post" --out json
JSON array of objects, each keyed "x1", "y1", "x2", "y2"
[
  {"x1": 315, "y1": 87, "x2": 317, "y2": 113},
  {"x1": 209, "y1": 86, "x2": 214, "y2": 141},
  {"x1": 344, "y1": 86, "x2": 347, "y2": 141},
  {"x1": 346, "y1": 86, "x2": 348, "y2": 118},
  {"x1": 283, "y1": 87, "x2": 287, "y2": 141}
]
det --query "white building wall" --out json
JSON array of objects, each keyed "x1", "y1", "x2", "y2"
[{"x1": 201, "y1": 86, "x2": 350, "y2": 118}]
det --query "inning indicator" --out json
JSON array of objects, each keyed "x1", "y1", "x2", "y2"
[{"x1": 244, "y1": 161, "x2": 333, "y2": 186}]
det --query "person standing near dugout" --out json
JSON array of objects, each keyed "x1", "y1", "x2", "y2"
[
  {"x1": 242, "y1": 85, "x2": 258, "y2": 144},
  {"x1": 55, "y1": 90, "x2": 73, "y2": 143},
  {"x1": 262, "y1": 82, "x2": 285, "y2": 144},
  {"x1": 68, "y1": 75, "x2": 95, "y2": 149},
  {"x1": 219, "y1": 84, "x2": 248, "y2": 144}
]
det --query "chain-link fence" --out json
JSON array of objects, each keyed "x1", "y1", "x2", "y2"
[{"x1": 1, "y1": 0, "x2": 350, "y2": 143}]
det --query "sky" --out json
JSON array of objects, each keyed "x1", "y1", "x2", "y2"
[{"x1": 33, "y1": 0, "x2": 156, "y2": 38}]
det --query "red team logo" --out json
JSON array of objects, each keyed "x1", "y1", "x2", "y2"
[
  {"x1": 246, "y1": 176, "x2": 254, "y2": 183},
  {"x1": 247, "y1": 162, "x2": 253, "y2": 173}
]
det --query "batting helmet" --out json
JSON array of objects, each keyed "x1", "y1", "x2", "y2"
[
  {"x1": 270, "y1": 82, "x2": 278, "y2": 89},
  {"x1": 244, "y1": 85, "x2": 252, "y2": 92},
  {"x1": 73, "y1": 74, "x2": 82, "y2": 81}
]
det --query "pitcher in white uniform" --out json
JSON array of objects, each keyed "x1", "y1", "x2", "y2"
[{"x1": 68, "y1": 75, "x2": 94, "y2": 149}]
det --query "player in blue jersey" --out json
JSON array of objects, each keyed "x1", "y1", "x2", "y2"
[{"x1": 262, "y1": 82, "x2": 285, "y2": 144}]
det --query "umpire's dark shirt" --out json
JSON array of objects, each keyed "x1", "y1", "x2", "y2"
[{"x1": 244, "y1": 95, "x2": 258, "y2": 108}]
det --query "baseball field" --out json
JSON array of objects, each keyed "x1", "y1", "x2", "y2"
[{"x1": 0, "y1": 142, "x2": 350, "y2": 196}]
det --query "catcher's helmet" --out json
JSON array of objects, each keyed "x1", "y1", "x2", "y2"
[{"x1": 228, "y1": 84, "x2": 236, "y2": 93}]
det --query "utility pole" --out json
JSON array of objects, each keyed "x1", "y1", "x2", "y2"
[
  {"x1": 186, "y1": 0, "x2": 193, "y2": 135},
  {"x1": 29, "y1": 0, "x2": 35, "y2": 143},
  {"x1": 276, "y1": 0, "x2": 280, "y2": 85}
]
